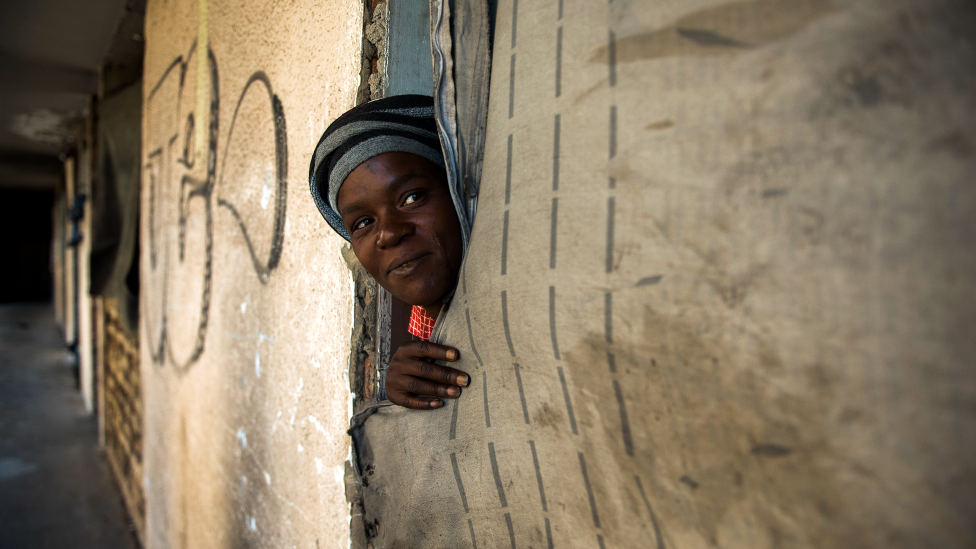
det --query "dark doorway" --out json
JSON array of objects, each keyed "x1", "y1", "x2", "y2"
[{"x1": 0, "y1": 189, "x2": 54, "y2": 303}]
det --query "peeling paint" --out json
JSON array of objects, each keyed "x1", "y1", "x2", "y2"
[
  {"x1": 271, "y1": 410, "x2": 282, "y2": 434},
  {"x1": 261, "y1": 169, "x2": 273, "y2": 209},
  {"x1": 226, "y1": 332, "x2": 276, "y2": 344},
  {"x1": 308, "y1": 415, "x2": 327, "y2": 436}
]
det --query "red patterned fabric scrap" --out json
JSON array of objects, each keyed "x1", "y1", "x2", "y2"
[{"x1": 407, "y1": 305, "x2": 436, "y2": 342}]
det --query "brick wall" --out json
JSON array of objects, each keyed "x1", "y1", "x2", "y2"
[{"x1": 102, "y1": 298, "x2": 145, "y2": 543}]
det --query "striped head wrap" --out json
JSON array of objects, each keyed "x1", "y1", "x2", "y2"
[{"x1": 308, "y1": 95, "x2": 447, "y2": 241}]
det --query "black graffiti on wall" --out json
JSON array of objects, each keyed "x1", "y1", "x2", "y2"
[{"x1": 145, "y1": 42, "x2": 288, "y2": 372}]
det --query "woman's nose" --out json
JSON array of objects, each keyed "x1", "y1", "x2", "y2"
[{"x1": 376, "y1": 214, "x2": 412, "y2": 249}]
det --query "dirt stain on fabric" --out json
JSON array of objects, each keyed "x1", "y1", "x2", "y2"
[
  {"x1": 591, "y1": 0, "x2": 838, "y2": 63},
  {"x1": 751, "y1": 443, "x2": 794, "y2": 457},
  {"x1": 645, "y1": 120, "x2": 675, "y2": 131},
  {"x1": 532, "y1": 402, "x2": 565, "y2": 430}
]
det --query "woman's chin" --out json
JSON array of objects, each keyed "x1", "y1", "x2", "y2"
[
  {"x1": 383, "y1": 273, "x2": 455, "y2": 309},
  {"x1": 396, "y1": 287, "x2": 445, "y2": 309},
  {"x1": 385, "y1": 287, "x2": 424, "y2": 307}
]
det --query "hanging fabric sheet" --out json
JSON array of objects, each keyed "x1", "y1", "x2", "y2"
[
  {"x1": 430, "y1": 0, "x2": 494, "y2": 236},
  {"x1": 352, "y1": 1, "x2": 976, "y2": 548}
]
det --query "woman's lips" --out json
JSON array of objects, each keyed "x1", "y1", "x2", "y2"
[{"x1": 387, "y1": 253, "x2": 430, "y2": 276}]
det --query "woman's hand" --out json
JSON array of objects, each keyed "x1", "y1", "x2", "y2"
[{"x1": 385, "y1": 341, "x2": 470, "y2": 409}]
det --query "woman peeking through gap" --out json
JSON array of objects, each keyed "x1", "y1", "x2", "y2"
[{"x1": 308, "y1": 95, "x2": 470, "y2": 410}]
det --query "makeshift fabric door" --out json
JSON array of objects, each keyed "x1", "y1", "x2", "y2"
[{"x1": 354, "y1": 1, "x2": 976, "y2": 547}]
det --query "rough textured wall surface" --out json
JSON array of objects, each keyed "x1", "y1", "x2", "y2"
[
  {"x1": 358, "y1": 0, "x2": 976, "y2": 547},
  {"x1": 104, "y1": 297, "x2": 146, "y2": 543},
  {"x1": 140, "y1": 1, "x2": 363, "y2": 547}
]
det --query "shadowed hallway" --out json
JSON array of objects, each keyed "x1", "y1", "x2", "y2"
[{"x1": 0, "y1": 303, "x2": 137, "y2": 548}]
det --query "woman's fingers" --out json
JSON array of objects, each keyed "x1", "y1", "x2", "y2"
[
  {"x1": 386, "y1": 375, "x2": 461, "y2": 409},
  {"x1": 388, "y1": 392, "x2": 445, "y2": 410},
  {"x1": 385, "y1": 342, "x2": 469, "y2": 410},
  {"x1": 400, "y1": 376, "x2": 463, "y2": 399},
  {"x1": 392, "y1": 342, "x2": 469, "y2": 387},
  {"x1": 387, "y1": 367, "x2": 462, "y2": 396},
  {"x1": 403, "y1": 341, "x2": 460, "y2": 363},
  {"x1": 397, "y1": 358, "x2": 469, "y2": 387}
]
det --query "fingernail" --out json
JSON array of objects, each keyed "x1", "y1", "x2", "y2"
[
  {"x1": 448, "y1": 387, "x2": 459, "y2": 397},
  {"x1": 447, "y1": 349, "x2": 458, "y2": 360},
  {"x1": 430, "y1": 400, "x2": 443, "y2": 408},
  {"x1": 458, "y1": 374, "x2": 469, "y2": 387}
]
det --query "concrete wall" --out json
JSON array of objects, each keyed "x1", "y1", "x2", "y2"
[{"x1": 140, "y1": 0, "x2": 363, "y2": 546}]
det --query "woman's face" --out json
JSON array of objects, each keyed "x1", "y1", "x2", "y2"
[{"x1": 337, "y1": 151, "x2": 463, "y2": 308}]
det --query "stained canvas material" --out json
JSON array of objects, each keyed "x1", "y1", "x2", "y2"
[
  {"x1": 356, "y1": 1, "x2": 976, "y2": 547},
  {"x1": 91, "y1": 82, "x2": 142, "y2": 329}
]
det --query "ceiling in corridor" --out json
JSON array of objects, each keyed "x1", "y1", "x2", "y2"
[{"x1": 0, "y1": 0, "x2": 143, "y2": 189}]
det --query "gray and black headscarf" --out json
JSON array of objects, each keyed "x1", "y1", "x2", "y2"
[{"x1": 309, "y1": 95, "x2": 458, "y2": 242}]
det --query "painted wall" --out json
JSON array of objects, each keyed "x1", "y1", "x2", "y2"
[{"x1": 140, "y1": 0, "x2": 363, "y2": 546}]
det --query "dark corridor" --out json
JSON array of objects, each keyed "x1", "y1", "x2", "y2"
[{"x1": 0, "y1": 189, "x2": 54, "y2": 303}]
